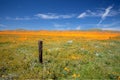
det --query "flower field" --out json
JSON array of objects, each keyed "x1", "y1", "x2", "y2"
[{"x1": 0, "y1": 30, "x2": 120, "y2": 79}]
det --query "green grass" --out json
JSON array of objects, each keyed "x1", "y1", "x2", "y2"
[{"x1": 0, "y1": 35, "x2": 120, "y2": 80}]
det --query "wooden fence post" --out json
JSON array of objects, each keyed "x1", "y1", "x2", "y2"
[{"x1": 38, "y1": 40, "x2": 43, "y2": 63}]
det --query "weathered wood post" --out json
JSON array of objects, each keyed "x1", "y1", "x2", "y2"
[{"x1": 38, "y1": 40, "x2": 43, "y2": 63}]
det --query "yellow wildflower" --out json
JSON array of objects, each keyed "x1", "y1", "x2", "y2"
[
  {"x1": 72, "y1": 73, "x2": 77, "y2": 78},
  {"x1": 64, "y1": 67, "x2": 69, "y2": 72},
  {"x1": 78, "y1": 74, "x2": 80, "y2": 77},
  {"x1": 72, "y1": 73, "x2": 80, "y2": 78},
  {"x1": 118, "y1": 76, "x2": 120, "y2": 80},
  {"x1": 47, "y1": 71, "x2": 51, "y2": 74}
]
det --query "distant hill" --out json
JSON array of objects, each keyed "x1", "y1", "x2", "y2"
[
  {"x1": 14, "y1": 29, "x2": 28, "y2": 31},
  {"x1": 0, "y1": 28, "x2": 120, "y2": 32}
]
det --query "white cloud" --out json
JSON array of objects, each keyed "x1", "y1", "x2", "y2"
[
  {"x1": 101, "y1": 27, "x2": 120, "y2": 31},
  {"x1": 5, "y1": 13, "x2": 75, "y2": 20},
  {"x1": 14, "y1": 17, "x2": 31, "y2": 20},
  {"x1": 98, "y1": 21, "x2": 120, "y2": 28},
  {"x1": 97, "y1": 21, "x2": 120, "y2": 31},
  {"x1": 0, "y1": 24, "x2": 7, "y2": 27},
  {"x1": 102, "y1": 6, "x2": 113, "y2": 20},
  {"x1": 53, "y1": 23, "x2": 71, "y2": 28},
  {"x1": 77, "y1": 10, "x2": 103, "y2": 18},
  {"x1": 54, "y1": 27, "x2": 71, "y2": 30},
  {"x1": 60, "y1": 14, "x2": 74, "y2": 18},
  {"x1": 76, "y1": 26, "x2": 81, "y2": 30},
  {"x1": 77, "y1": 5, "x2": 120, "y2": 19},
  {"x1": 97, "y1": 5, "x2": 113, "y2": 26},
  {"x1": 97, "y1": 20, "x2": 103, "y2": 26},
  {"x1": 86, "y1": 10, "x2": 103, "y2": 17},
  {"x1": 66, "y1": 27, "x2": 71, "y2": 30},
  {"x1": 6, "y1": 16, "x2": 37, "y2": 20},
  {"x1": 53, "y1": 27, "x2": 70, "y2": 30},
  {"x1": 35, "y1": 13, "x2": 74, "y2": 19},
  {"x1": 76, "y1": 21, "x2": 120, "y2": 31},
  {"x1": 54, "y1": 24, "x2": 65, "y2": 28},
  {"x1": 35, "y1": 13, "x2": 59, "y2": 19},
  {"x1": 53, "y1": 23, "x2": 71, "y2": 30},
  {"x1": 77, "y1": 12, "x2": 87, "y2": 18},
  {"x1": 55, "y1": 28, "x2": 65, "y2": 30}
]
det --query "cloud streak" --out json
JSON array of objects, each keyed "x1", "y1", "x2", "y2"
[
  {"x1": 5, "y1": 8, "x2": 120, "y2": 21},
  {"x1": 101, "y1": 27, "x2": 120, "y2": 31},
  {"x1": 102, "y1": 6, "x2": 113, "y2": 19},
  {"x1": 77, "y1": 12, "x2": 87, "y2": 18},
  {"x1": 76, "y1": 26, "x2": 81, "y2": 30},
  {"x1": 77, "y1": 10, "x2": 103, "y2": 18},
  {"x1": 35, "y1": 13, "x2": 75, "y2": 19},
  {"x1": 6, "y1": 17, "x2": 37, "y2": 20},
  {"x1": 5, "y1": 13, "x2": 75, "y2": 20},
  {"x1": 0, "y1": 24, "x2": 7, "y2": 27},
  {"x1": 97, "y1": 5, "x2": 113, "y2": 26},
  {"x1": 54, "y1": 24, "x2": 66, "y2": 28},
  {"x1": 77, "y1": 5, "x2": 120, "y2": 19}
]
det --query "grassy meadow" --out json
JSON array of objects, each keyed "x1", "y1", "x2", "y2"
[{"x1": 0, "y1": 30, "x2": 120, "y2": 80}]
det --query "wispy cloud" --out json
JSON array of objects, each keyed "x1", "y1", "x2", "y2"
[
  {"x1": 76, "y1": 26, "x2": 81, "y2": 30},
  {"x1": 54, "y1": 24, "x2": 65, "y2": 28},
  {"x1": 5, "y1": 13, "x2": 75, "y2": 20},
  {"x1": 0, "y1": 24, "x2": 7, "y2": 27},
  {"x1": 102, "y1": 6, "x2": 113, "y2": 19},
  {"x1": 5, "y1": 8, "x2": 119, "y2": 21},
  {"x1": 77, "y1": 12, "x2": 87, "y2": 18},
  {"x1": 77, "y1": 5, "x2": 120, "y2": 19},
  {"x1": 97, "y1": 5, "x2": 113, "y2": 26},
  {"x1": 53, "y1": 27, "x2": 64, "y2": 30},
  {"x1": 98, "y1": 21, "x2": 120, "y2": 28},
  {"x1": 35, "y1": 13, "x2": 59, "y2": 19},
  {"x1": 53, "y1": 23, "x2": 71, "y2": 30},
  {"x1": 76, "y1": 21, "x2": 120, "y2": 31},
  {"x1": 98, "y1": 21, "x2": 120, "y2": 31},
  {"x1": 86, "y1": 10, "x2": 103, "y2": 17},
  {"x1": 77, "y1": 10, "x2": 103, "y2": 18},
  {"x1": 101, "y1": 27, "x2": 120, "y2": 31},
  {"x1": 14, "y1": 17, "x2": 32, "y2": 20},
  {"x1": 53, "y1": 23, "x2": 71, "y2": 28},
  {"x1": 53, "y1": 27, "x2": 71, "y2": 30},
  {"x1": 35, "y1": 13, "x2": 74, "y2": 19},
  {"x1": 6, "y1": 17, "x2": 37, "y2": 20}
]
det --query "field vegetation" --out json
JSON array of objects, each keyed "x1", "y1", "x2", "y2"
[{"x1": 0, "y1": 30, "x2": 120, "y2": 79}]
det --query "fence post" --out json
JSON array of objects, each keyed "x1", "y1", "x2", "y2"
[{"x1": 38, "y1": 40, "x2": 43, "y2": 63}]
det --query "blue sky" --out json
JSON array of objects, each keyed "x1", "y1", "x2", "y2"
[{"x1": 0, "y1": 0, "x2": 120, "y2": 31}]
